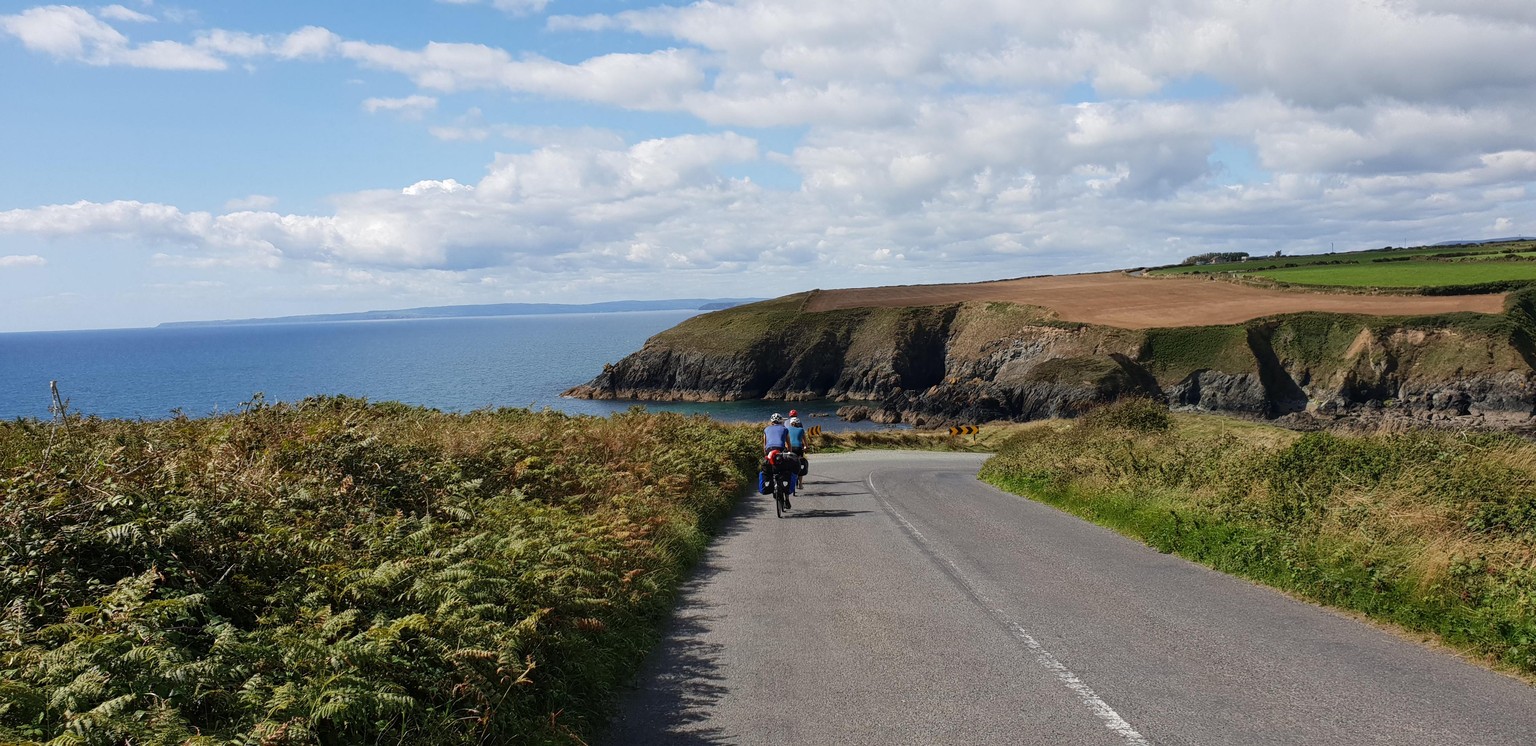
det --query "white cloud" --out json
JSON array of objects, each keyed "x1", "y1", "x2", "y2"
[
  {"x1": 0, "y1": 9, "x2": 341, "y2": 70},
  {"x1": 362, "y1": 94, "x2": 438, "y2": 118},
  {"x1": 428, "y1": 124, "x2": 491, "y2": 142},
  {"x1": 679, "y1": 74, "x2": 907, "y2": 127},
  {"x1": 336, "y1": 41, "x2": 703, "y2": 109},
  {"x1": 99, "y1": 4, "x2": 154, "y2": 23},
  {"x1": 225, "y1": 195, "x2": 278, "y2": 211},
  {"x1": 146, "y1": 279, "x2": 225, "y2": 290},
  {"x1": 1, "y1": 5, "x2": 223, "y2": 69},
  {"x1": 436, "y1": 0, "x2": 550, "y2": 15},
  {"x1": 3, "y1": 6, "x2": 127, "y2": 58},
  {"x1": 0, "y1": 133, "x2": 764, "y2": 271},
  {"x1": 277, "y1": 26, "x2": 340, "y2": 59},
  {"x1": 8, "y1": 0, "x2": 1536, "y2": 327},
  {"x1": 475, "y1": 132, "x2": 759, "y2": 200},
  {"x1": 0, "y1": 254, "x2": 47, "y2": 268},
  {"x1": 550, "y1": 0, "x2": 1536, "y2": 123},
  {"x1": 428, "y1": 119, "x2": 627, "y2": 148},
  {"x1": 194, "y1": 29, "x2": 270, "y2": 57},
  {"x1": 401, "y1": 179, "x2": 470, "y2": 195}
]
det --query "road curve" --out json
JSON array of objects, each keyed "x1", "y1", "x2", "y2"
[{"x1": 607, "y1": 451, "x2": 1536, "y2": 745}]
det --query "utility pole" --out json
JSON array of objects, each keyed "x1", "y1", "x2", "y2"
[{"x1": 44, "y1": 380, "x2": 69, "y2": 465}]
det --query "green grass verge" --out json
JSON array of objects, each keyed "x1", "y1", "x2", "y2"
[
  {"x1": 978, "y1": 400, "x2": 1536, "y2": 678},
  {"x1": 0, "y1": 398, "x2": 761, "y2": 745}
]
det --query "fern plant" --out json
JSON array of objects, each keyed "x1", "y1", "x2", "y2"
[{"x1": 1, "y1": 398, "x2": 759, "y2": 744}]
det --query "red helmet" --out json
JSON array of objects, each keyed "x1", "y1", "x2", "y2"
[{"x1": 788, "y1": 409, "x2": 798, "y2": 417}]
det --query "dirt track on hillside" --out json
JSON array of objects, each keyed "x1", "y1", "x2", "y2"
[{"x1": 801, "y1": 273, "x2": 1508, "y2": 328}]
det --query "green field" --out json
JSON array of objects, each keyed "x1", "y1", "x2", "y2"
[
  {"x1": 1452, "y1": 250, "x2": 1536, "y2": 261},
  {"x1": 1149, "y1": 246, "x2": 1456, "y2": 275},
  {"x1": 1147, "y1": 240, "x2": 1536, "y2": 289},
  {"x1": 1252, "y1": 260, "x2": 1536, "y2": 287}
]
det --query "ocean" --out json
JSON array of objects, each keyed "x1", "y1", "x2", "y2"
[{"x1": 0, "y1": 311, "x2": 881, "y2": 429}]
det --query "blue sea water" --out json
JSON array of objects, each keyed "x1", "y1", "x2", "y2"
[{"x1": 0, "y1": 312, "x2": 883, "y2": 429}]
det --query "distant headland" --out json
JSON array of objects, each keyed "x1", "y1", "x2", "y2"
[{"x1": 157, "y1": 298, "x2": 762, "y2": 328}]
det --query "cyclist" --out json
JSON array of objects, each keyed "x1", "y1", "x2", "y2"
[
  {"x1": 786, "y1": 416, "x2": 808, "y2": 475},
  {"x1": 764, "y1": 413, "x2": 790, "y2": 453},
  {"x1": 762, "y1": 413, "x2": 795, "y2": 509}
]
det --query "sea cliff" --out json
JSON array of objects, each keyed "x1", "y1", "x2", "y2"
[{"x1": 565, "y1": 290, "x2": 1536, "y2": 431}]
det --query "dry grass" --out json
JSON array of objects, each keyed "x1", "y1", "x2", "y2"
[{"x1": 813, "y1": 419, "x2": 1056, "y2": 453}]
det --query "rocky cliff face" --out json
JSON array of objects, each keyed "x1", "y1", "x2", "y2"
[
  {"x1": 564, "y1": 294, "x2": 959, "y2": 403},
  {"x1": 566, "y1": 292, "x2": 1536, "y2": 431}
]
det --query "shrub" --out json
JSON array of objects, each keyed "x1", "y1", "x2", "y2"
[{"x1": 1079, "y1": 397, "x2": 1172, "y2": 433}]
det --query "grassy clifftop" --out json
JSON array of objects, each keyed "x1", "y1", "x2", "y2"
[
  {"x1": 645, "y1": 293, "x2": 819, "y2": 354},
  {"x1": 642, "y1": 292, "x2": 954, "y2": 358},
  {"x1": 568, "y1": 295, "x2": 962, "y2": 402}
]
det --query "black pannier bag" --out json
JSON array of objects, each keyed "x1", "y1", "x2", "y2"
[
  {"x1": 758, "y1": 450, "x2": 800, "y2": 494},
  {"x1": 768, "y1": 450, "x2": 799, "y2": 474}
]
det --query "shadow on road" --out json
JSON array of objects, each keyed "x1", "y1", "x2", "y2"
[
  {"x1": 795, "y1": 474, "x2": 871, "y2": 500},
  {"x1": 602, "y1": 487, "x2": 778, "y2": 744},
  {"x1": 603, "y1": 609, "x2": 731, "y2": 745},
  {"x1": 782, "y1": 508, "x2": 871, "y2": 519},
  {"x1": 604, "y1": 474, "x2": 877, "y2": 742}
]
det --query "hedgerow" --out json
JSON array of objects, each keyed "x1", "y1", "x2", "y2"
[{"x1": 0, "y1": 397, "x2": 759, "y2": 744}]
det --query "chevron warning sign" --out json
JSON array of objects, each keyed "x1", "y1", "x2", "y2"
[
  {"x1": 948, "y1": 425, "x2": 979, "y2": 436},
  {"x1": 808, "y1": 425, "x2": 822, "y2": 437}
]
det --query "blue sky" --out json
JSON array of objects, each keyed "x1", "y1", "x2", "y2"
[{"x1": 2, "y1": 0, "x2": 1535, "y2": 331}]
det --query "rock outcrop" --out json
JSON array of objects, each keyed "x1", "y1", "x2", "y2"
[{"x1": 565, "y1": 289, "x2": 1536, "y2": 431}]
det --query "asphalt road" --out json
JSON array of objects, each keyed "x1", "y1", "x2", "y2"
[{"x1": 607, "y1": 451, "x2": 1536, "y2": 745}]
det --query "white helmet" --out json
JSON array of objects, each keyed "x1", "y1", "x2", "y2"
[
  {"x1": 770, "y1": 413, "x2": 783, "y2": 423},
  {"x1": 789, "y1": 417, "x2": 801, "y2": 426}
]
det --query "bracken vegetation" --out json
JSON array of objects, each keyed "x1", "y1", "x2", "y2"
[
  {"x1": 980, "y1": 398, "x2": 1536, "y2": 677},
  {"x1": 0, "y1": 397, "x2": 759, "y2": 745},
  {"x1": 814, "y1": 428, "x2": 993, "y2": 452}
]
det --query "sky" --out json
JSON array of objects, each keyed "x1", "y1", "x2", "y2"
[{"x1": 2, "y1": 1, "x2": 1535, "y2": 332}]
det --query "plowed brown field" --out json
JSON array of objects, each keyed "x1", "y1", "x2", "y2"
[{"x1": 801, "y1": 272, "x2": 1507, "y2": 329}]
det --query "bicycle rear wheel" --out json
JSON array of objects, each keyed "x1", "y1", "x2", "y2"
[{"x1": 774, "y1": 482, "x2": 786, "y2": 518}]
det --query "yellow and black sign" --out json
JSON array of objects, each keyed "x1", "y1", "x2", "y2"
[
  {"x1": 808, "y1": 425, "x2": 822, "y2": 437},
  {"x1": 948, "y1": 425, "x2": 980, "y2": 436}
]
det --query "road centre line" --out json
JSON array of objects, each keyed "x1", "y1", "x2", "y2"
[{"x1": 867, "y1": 470, "x2": 1152, "y2": 746}]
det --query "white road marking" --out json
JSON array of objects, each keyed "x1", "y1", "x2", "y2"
[{"x1": 869, "y1": 471, "x2": 1152, "y2": 746}]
